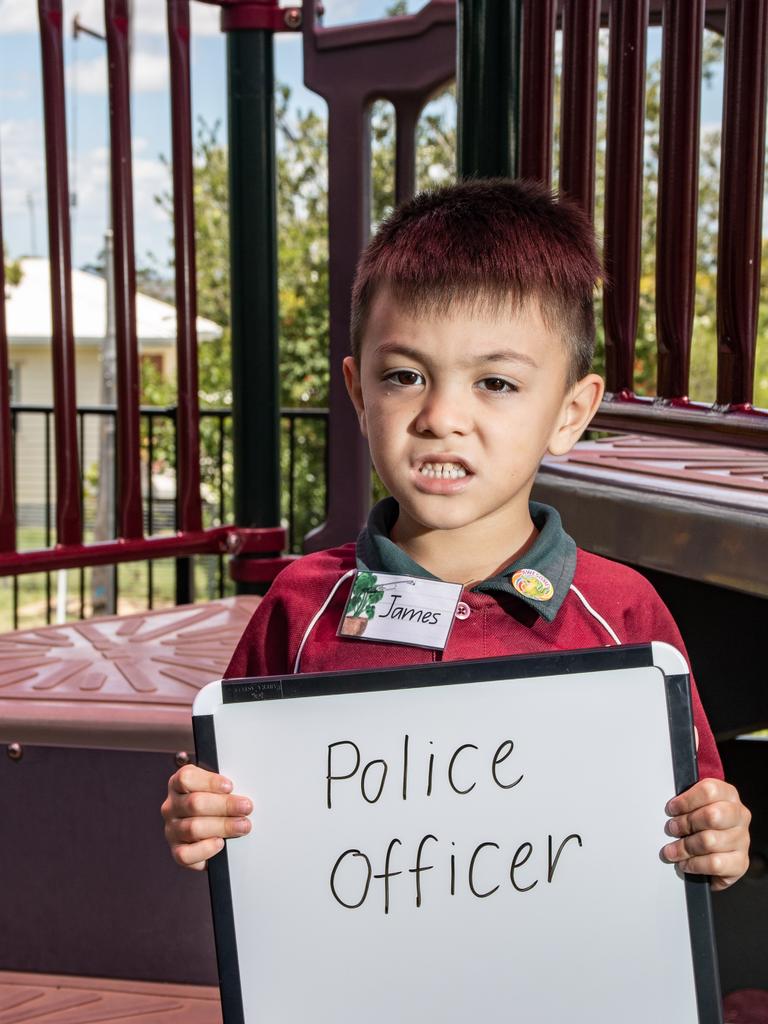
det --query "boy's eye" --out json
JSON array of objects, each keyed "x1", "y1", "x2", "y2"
[
  {"x1": 384, "y1": 369, "x2": 424, "y2": 387},
  {"x1": 478, "y1": 377, "x2": 518, "y2": 394}
]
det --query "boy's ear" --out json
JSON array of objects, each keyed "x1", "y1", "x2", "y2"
[
  {"x1": 548, "y1": 373, "x2": 605, "y2": 456},
  {"x1": 342, "y1": 356, "x2": 368, "y2": 437}
]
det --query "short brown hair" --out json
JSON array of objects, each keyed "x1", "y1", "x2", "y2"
[{"x1": 350, "y1": 178, "x2": 601, "y2": 386}]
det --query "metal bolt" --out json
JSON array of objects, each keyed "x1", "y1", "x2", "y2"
[
  {"x1": 175, "y1": 751, "x2": 191, "y2": 768},
  {"x1": 284, "y1": 7, "x2": 302, "y2": 29},
  {"x1": 7, "y1": 743, "x2": 23, "y2": 762}
]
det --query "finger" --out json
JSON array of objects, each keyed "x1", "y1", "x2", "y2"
[
  {"x1": 167, "y1": 815, "x2": 252, "y2": 845},
  {"x1": 171, "y1": 790, "x2": 253, "y2": 820},
  {"x1": 170, "y1": 764, "x2": 233, "y2": 796},
  {"x1": 662, "y1": 826, "x2": 747, "y2": 863},
  {"x1": 171, "y1": 836, "x2": 225, "y2": 870},
  {"x1": 666, "y1": 800, "x2": 747, "y2": 838},
  {"x1": 666, "y1": 778, "x2": 739, "y2": 816},
  {"x1": 664, "y1": 850, "x2": 749, "y2": 890}
]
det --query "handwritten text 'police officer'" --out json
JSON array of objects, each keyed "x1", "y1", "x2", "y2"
[{"x1": 326, "y1": 736, "x2": 583, "y2": 914}]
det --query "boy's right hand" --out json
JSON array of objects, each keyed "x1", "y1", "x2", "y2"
[{"x1": 161, "y1": 765, "x2": 253, "y2": 871}]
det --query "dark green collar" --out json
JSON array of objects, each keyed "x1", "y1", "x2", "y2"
[{"x1": 355, "y1": 497, "x2": 576, "y2": 623}]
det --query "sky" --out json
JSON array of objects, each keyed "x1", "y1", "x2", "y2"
[
  {"x1": 0, "y1": 0, "x2": 404, "y2": 273},
  {"x1": 0, "y1": 1, "x2": 725, "y2": 276}
]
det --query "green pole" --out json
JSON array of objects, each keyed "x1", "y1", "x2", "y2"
[
  {"x1": 457, "y1": 0, "x2": 522, "y2": 178},
  {"x1": 227, "y1": 30, "x2": 281, "y2": 593}
]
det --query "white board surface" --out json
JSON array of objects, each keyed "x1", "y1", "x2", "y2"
[{"x1": 203, "y1": 660, "x2": 704, "y2": 1024}]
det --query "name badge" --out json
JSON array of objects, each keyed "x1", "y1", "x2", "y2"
[{"x1": 338, "y1": 571, "x2": 462, "y2": 651}]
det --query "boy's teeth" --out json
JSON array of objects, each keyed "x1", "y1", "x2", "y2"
[{"x1": 419, "y1": 461, "x2": 467, "y2": 479}]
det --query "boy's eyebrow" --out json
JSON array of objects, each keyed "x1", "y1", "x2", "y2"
[{"x1": 375, "y1": 342, "x2": 539, "y2": 370}]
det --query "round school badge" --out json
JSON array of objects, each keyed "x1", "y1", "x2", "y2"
[{"x1": 510, "y1": 568, "x2": 554, "y2": 602}]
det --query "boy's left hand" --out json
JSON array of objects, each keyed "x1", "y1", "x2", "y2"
[{"x1": 662, "y1": 779, "x2": 751, "y2": 891}]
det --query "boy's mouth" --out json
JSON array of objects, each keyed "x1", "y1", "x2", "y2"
[{"x1": 417, "y1": 459, "x2": 471, "y2": 480}]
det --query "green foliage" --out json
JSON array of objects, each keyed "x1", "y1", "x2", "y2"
[
  {"x1": 275, "y1": 87, "x2": 330, "y2": 409},
  {"x1": 3, "y1": 249, "x2": 22, "y2": 290}
]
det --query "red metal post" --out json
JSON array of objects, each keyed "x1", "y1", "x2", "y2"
[
  {"x1": 518, "y1": 0, "x2": 556, "y2": 184},
  {"x1": 167, "y1": 0, "x2": 203, "y2": 533},
  {"x1": 37, "y1": 0, "x2": 82, "y2": 547},
  {"x1": 105, "y1": 0, "x2": 144, "y2": 539},
  {"x1": 559, "y1": 0, "x2": 600, "y2": 220},
  {"x1": 602, "y1": 0, "x2": 649, "y2": 395},
  {"x1": 0, "y1": 161, "x2": 14, "y2": 554},
  {"x1": 394, "y1": 97, "x2": 421, "y2": 206},
  {"x1": 716, "y1": 0, "x2": 768, "y2": 408},
  {"x1": 656, "y1": 0, "x2": 704, "y2": 401}
]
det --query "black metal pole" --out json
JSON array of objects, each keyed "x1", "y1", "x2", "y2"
[
  {"x1": 457, "y1": 0, "x2": 521, "y2": 178},
  {"x1": 227, "y1": 29, "x2": 281, "y2": 593}
]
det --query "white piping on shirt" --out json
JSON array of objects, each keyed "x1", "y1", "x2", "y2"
[
  {"x1": 568, "y1": 583, "x2": 622, "y2": 645},
  {"x1": 292, "y1": 571, "x2": 621, "y2": 673},
  {"x1": 292, "y1": 568, "x2": 357, "y2": 674}
]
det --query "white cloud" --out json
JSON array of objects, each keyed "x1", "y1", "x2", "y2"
[
  {"x1": 0, "y1": 0, "x2": 36, "y2": 33},
  {"x1": 190, "y1": 2, "x2": 221, "y2": 37},
  {"x1": 132, "y1": 51, "x2": 170, "y2": 91},
  {"x1": 0, "y1": 118, "x2": 47, "y2": 257},
  {"x1": 67, "y1": 56, "x2": 106, "y2": 96},
  {"x1": 0, "y1": 119, "x2": 46, "y2": 215},
  {"x1": 66, "y1": 50, "x2": 169, "y2": 96},
  {"x1": 0, "y1": 117, "x2": 171, "y2": 265}
]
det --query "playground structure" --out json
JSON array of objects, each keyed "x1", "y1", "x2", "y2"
[{"x1": 0, "y1": 0, "x2": 766, "y2": 1016}]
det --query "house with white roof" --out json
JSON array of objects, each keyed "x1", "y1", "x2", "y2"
[{"x1": 5, "y1": 257, "x2": 222, "y2": 521}]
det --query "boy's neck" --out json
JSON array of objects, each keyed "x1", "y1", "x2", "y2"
[{"x1": 390, "y1": 507, "x2": 539, "y2": 588}]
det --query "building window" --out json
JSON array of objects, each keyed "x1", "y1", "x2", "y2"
[{"x1": 8, "y1": 364, "x2": 20, "y2": 403}]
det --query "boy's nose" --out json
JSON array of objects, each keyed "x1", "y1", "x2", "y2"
[{"x1": 413, "y1": 386, "x2": 471, "y2": 437}]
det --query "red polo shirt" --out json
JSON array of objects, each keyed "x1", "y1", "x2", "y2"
[{"x1": 225, "y1": 502, "x2": 722, "y2": 781}]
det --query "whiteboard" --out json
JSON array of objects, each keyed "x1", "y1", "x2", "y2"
[{"x1": 193, "y1": 642, "x2": 722, "y2": 1024}]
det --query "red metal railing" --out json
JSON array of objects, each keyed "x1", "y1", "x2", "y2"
[
  {"x1": 0, "y1": 164, "x2": 13, "y2": 556},
  {"x1": 2, "y1": 0, "x2": 766, "y2": 590},
  {"x1": 559, "y1": 0, "x2": 600, "y2": 222},
  {"x1": 39, "y1": 0, "x2": 82, "y2": 547},
  {"x1": 655, "y1": 0, "x2": 704, "y2": 403},
  {"x1": 0, "y1": 0, "x2": 291, "y2": 581},
  {"x1": 167, "y1": 0, "x2": 203, "y2": 538},
  {"x1": 589, "y1": 0, "x2": 768, "y2": 445},
  {"x1": 518, "y1": 0, "x2": 557, "y2": 183}
]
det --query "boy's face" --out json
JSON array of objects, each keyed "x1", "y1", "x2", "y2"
[{"x1": 344, "y1": 288, "x2": 603, "y2": 539}]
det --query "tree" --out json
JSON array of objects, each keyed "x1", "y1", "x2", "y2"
[{"x1": 3, "y1": 250, "x2": 21, "y2": 292}]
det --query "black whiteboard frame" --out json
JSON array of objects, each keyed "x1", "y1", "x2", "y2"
[{"x1": 193, "y1": 642, "x2": 723, "y2": 1024}]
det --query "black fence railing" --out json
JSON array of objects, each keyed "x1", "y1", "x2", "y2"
[{"x1": 2, "y1": 403, "x2": 328, "y2": 630}]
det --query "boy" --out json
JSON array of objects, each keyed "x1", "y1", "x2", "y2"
[{"x1": 162, "y1": 179, "x2": 750, "y2": 889}]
